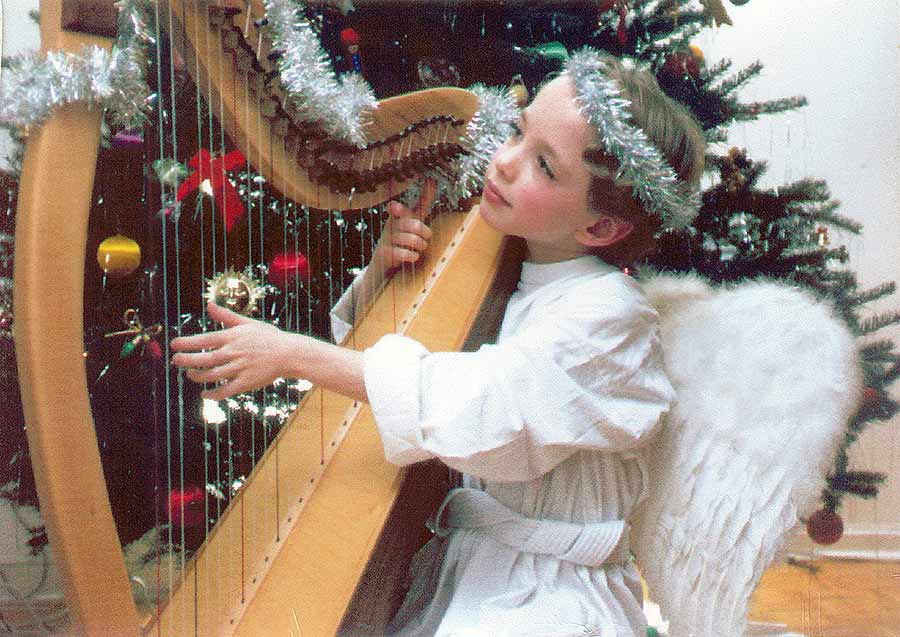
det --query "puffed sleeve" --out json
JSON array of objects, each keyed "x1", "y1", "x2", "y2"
[{"x1": 364, "y1": 275, "x2": 675, "y2": 482}]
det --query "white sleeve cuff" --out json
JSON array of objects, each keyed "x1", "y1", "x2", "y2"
[
  {"x1": 364, "y1": 334, "x2": 433, "y2": 465},
  {"x1": 329, "y1": 267, "x2": 368, "y2": 344}
]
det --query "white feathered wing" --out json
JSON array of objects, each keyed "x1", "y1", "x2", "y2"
[{"x1": 631, "y1": 274, "x2": 862, "y2": 636}]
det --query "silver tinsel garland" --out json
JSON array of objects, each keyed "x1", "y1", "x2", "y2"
[
  {"x1": 0, "y1": 0, "x2": 376, "y2": 148},
  {"x1": 263, "y1": 0, "x2": 376, "y2": 147},
  {"x1": 390, "y1": 85, "x2": 518, "y2": 212},
  {"x1": 566, "y1": 49, "x2": 701, "y2": 230},
  {"x1": 449, "y1": 84, "x2": 520, "y2": 204},
  {"x1": 0, "y1": 0, "x2": 511, "y2": 205},
  {"x1": 0, "y1": 0, "x2": 151, "y2": 134}
]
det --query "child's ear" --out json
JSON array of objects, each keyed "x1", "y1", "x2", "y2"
[{"x1": 575, "y1": 215, "x2": 634, "y2": 248}]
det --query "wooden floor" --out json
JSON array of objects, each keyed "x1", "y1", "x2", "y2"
[{"x1": 749, "y1": 559, "x2": 900, "y2": 636}]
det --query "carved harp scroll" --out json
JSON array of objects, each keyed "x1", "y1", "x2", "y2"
[{"x1": 14, "y1": 0, "x2": 508, "y2": 635}]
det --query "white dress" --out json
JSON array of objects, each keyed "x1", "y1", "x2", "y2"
[{"x1": 332, "y1": 255, "x2": 674, "y2": 637}]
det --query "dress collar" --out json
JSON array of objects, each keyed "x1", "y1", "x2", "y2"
[{"x1": 519, "y1": 255, "x2": 619, "y2": 289}]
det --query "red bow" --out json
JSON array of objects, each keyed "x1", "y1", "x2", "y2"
[{"x1": 177, "y1": 149, "x2": 247, "y2": 232}]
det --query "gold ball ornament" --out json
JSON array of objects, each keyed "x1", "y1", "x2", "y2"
[
  {"x1": 688, "y1": 44, "x2": 705, "y2": 66},
  {"x1": 205, "y1": 268, "x2": 265, "y2": 316},
  {"x1": 97, "y1": 234, "x2": 141, "y2": 277},
  {"x1": 508, "y1": 76, "x2": 529, "y2": 107}
]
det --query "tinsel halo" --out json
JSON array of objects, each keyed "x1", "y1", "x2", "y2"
[{"x1": 565, "y1": 48, "x2": 701, "y2": 231}]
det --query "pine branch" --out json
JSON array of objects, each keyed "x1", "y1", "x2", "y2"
[
  {"x1": 852, "y1": 394, "x2": 900, "y2": 425},
  {"x1": 781, "y1": 245, "x2": 850, "y2": 269},
  {"x1": 829, "y1": 471, "x2": 887, "y2": 499},
  {"x1": 734, "y1": 96, "x2": 809, "y2": 121},
  {"x1": 859, "y1": 339, "x2": 898, "y2": 361},
  {"x1": 777, "y1": 178, "x2": 831, "y2": 202},
  {"x1": 713, "y1": 60, "x2": 763, "y2": 97},
  {"x1": 705, "y1": 128, "x2": 729, "y2": 144},
  {"x1": 703, "y1": 58, "x2": 733, "y2": 84},
  {"x1": 818, "y1": 269, "x2": 857, "y2": 288},
  {"x1": 850, "y1": 282, "x2": 897, "y2": 307},
  {"x1": 883, "y1": 359, "x2": 900, "y2": 385},
  {"x1": 796, "y1": 203, "x2": 863, "y2": 235},
  {"x1": 860, "y1": 309, "x2": 900, "y2": 335}
]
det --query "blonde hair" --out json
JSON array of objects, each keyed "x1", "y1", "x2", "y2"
[{"x1": 581, "y1": 56, "x2": 706, "y2": 265}]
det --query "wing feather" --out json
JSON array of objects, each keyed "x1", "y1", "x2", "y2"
[{"x1": 632, "y1": 274, "x2": 861, "y2": 636}]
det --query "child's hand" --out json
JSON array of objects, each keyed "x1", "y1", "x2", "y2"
[
  {"x1": 171, "y1": 302, "x2": 298, "y2": 401},
  {"x1": 372, "y1": 179, "x2": 436, "y2": 274}
]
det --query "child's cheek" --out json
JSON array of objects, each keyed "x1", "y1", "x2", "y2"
[{"x1": 516, "y1": 185, "x2": 553, "y2": 229}]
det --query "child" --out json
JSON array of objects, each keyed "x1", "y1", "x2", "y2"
[{"x1": 172, "y1": 49, "x2": 705, "y2": 635}]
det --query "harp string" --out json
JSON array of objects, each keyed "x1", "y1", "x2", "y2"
[{"x1": 151, "y1": 0, "x2": 178, "y2": 617}]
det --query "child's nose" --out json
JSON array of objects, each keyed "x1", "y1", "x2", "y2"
[{"x1": 493, "y1": 144, "x2": 518, "y2": 180}]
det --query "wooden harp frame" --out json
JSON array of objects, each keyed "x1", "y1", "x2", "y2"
[{"x1": 14, "y1": 0, "x2": 511, "y2": 634}]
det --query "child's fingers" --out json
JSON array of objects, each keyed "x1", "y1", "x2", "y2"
[
  {"x1": 186, "y1": 360, "x2": 241, "y2": 385},
  {"x1": 392, "y1": 216, "x2": 433, "y2": 240},
  {"x1": 387, "y1": 178, "x2": 438, "y2": 221},
  {"x1": 390, "y1": 230, "x2": 429, "y2": 253},
  {"x1": 389, "y1": 246, "x2": 422, "y2": 264},
  {"x1": 201, "y1": 373, "x2": 257, "y2": 401},
  {"x1": 207, "y1": 301, "x2": 253, "y2": 327},
  {"x1": 171, "y1": 330, "x2": 226, "y2": 352},
  {"x1": 388, "y1": 200, "x2": 410, "y2": 218},
  {"x1": 171, "y1": 348, "x2": 231, "y2": 370},
  {"x1": 412, "y1": 178, "x2": 438, "y2": 218}
]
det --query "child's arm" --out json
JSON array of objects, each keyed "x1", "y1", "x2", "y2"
[
  {"x1": 332, "y1": 181, "x2": 436, "y2": 335},
  {"x1": 171, "y1": 301, "x2": 367, "y2": 402},
  {"x1": 174, "y1": 183, "x2": 437, "y2": 402}
]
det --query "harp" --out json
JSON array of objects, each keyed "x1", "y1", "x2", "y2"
[{"x1": 13, "y1": 0, "x2": 514, "y2": 633}]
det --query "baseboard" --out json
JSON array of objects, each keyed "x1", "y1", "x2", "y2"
[{"x1": 784, "y1": 523, "x2": 900, "y2": 561}]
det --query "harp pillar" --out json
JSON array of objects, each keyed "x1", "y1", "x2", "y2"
[{"x1": 13, "y1": 0, "x2": 140, "y2": 633}]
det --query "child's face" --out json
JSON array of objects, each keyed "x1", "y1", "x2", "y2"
[{"x1": 480, "y1": 75, "x2": 614, "y2": 263}]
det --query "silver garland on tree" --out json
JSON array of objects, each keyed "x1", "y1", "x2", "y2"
[{"x1": 0, "y1": 0, "x2": 152, "y2": 135}]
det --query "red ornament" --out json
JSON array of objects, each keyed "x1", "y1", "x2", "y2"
[
  {"x1": 267, "y1": 252, "x2": 311, "y2": 289},
  {"x1": 145, "y1": 339, "x2": 163, "y2": 360},
  {"x1": 340, "y1": 28, "x2": 363, "y2": 74},
  {"x1": 806, "y1": 508, "x2": 844, "y2": 545},
  {"x1": 176, "y1": 149, "x2": 247, "y2": 232},
  {"x1": 340, "y1": 28, "x2": 360, "y2": 47},
  {"x1": 663, "y1": 50, "x2": 701, "y2": 80},
  {"x1": 168, "y1": 486, "x2": 206, "y2": 527},
  {"x1": 862, "y1": 386, "x2": 879, "y2": 405},
  {"x1": 617, "y1": 3, "x2": 629, "y2": 46}
]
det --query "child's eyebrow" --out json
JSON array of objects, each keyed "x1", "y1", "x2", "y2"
[{"x1": 520, "y1": 111, "x2": 560, "y2": 162}]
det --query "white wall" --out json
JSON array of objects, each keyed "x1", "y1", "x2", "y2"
[
  {"x1": 698, "y1": 0, "x2": 900, "y2": 555},
  {"x1": 0, "y1": 0, "x2": 41, "y2": 171}
]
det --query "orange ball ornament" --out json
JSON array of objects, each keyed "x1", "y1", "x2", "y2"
[
  {"x1": 508, "y1": 77, "x2": 529, "y2": 107},
  {"x1": 688, "y1": 44, "x2": 705, "y2": 66},
  {"x1": 97, "y1": 234, "x2": 141, "y2": 277}
]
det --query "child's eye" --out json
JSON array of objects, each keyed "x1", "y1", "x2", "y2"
[
  {"x1": 538, "y1": 156, "x2": 555, "y2": 180},
  {"x1": 509, "y1": 122, "x2": 522, "y2": 138}
]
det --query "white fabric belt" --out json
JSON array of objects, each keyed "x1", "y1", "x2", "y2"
[{"x1": 429, "y1": 488, "x2": 629, "y2": 567}]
